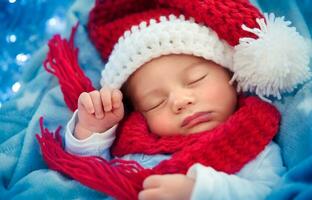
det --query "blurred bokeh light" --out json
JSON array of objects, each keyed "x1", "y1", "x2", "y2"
[{"x1": 0, "y1": 0, "x2": 73, "y2": 107}]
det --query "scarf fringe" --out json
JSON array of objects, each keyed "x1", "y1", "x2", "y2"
[
  {"x1": 36, "y1": 117, "x2": 152, "y2": 200},
  {"x1": 43, "y1": 23, "x2": 95, "y2": 112}
]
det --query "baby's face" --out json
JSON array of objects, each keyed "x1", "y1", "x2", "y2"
[{"x1": 126, "y1": 54, "x2": 237, "y2": 136}]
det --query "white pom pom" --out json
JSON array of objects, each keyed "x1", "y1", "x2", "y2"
[{"x1": 232, "y1": 13, "x2": 311, "y2": 99}]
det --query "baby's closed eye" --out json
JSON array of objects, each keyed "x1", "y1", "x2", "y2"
[
  {"x1": 187, "y1": 74, "x2": 207, "y2": 85},
  {"x1": 144, "y1": 98, "x2": 167, "y2": 112}
]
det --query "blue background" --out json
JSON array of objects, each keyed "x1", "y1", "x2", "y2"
[{"x1": 0, "y1": 0, "x2": 73, "y2": 107}]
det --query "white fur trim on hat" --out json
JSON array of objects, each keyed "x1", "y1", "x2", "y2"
[{"x1": 100, "y1": 14, "x2": 233, "y2": 89}]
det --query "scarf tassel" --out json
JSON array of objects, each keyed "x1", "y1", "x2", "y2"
[
  {"x1": 43, "y1": 23, "x2": 95, "y2": 112},
  {"x1": 36, "y1": 117, "x2": 150, "y2": 200}
]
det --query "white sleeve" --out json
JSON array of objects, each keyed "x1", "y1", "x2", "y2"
[
  {"x1": 187, "y1": 142, "x2": 286, "y2": 200},
  {"x1": 64, "y1": 110, "x2": 117, "y2": 158}
]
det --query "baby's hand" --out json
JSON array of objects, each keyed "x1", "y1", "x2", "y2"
[
  {"x1": 139, "y1": 174, "x2": 194, "y2": 200},
  {"x1": 74, "y1": 88, "x2": 124, "y2": 140}
]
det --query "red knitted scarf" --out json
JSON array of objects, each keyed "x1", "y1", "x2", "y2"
[{"x1": 37, "y1": 96, "x2": 280, "y2": 200}]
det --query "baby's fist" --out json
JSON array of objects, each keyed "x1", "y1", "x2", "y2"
[
  {"x1": 139, "y1": 174, "x2": 194, "y2": 200},
  {"x1": 75, "y1": 88, "x2": 124, "y2": 139}
]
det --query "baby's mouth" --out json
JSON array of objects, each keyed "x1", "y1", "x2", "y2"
[{"x1": 181, "y1": 111, "x2": 213, "y2": 128}]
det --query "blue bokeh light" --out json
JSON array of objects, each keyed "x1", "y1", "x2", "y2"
[{"x1": 0, "y1": 0, "x2": 73, "y2": 105}]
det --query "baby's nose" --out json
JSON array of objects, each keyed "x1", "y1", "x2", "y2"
[{"x1": 172, "y1": 96, "x2": 194, "y2": 113}]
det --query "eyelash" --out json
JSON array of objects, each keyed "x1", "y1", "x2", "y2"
[
  {"x1": 147, "y1": 99, "x2": 166, "y2": 111},
  {"x1": 146, "y1": 74, "x2": 207, "y2": 112},
  {"x1": 188, "y1": 74, "x2": 207, "y2": 85}
]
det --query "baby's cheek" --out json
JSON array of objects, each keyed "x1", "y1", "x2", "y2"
[{"x1": 147, "y1": 114, "x2": 176, "y2": 136}]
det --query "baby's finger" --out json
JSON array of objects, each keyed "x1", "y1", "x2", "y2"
[
  {"x1": 112, "y1": 89, "x2": 123, "y2": 109},
  {"x1": 78, "y1": 92, "x2": 94, "y2": 114},
  {"x1": 100, "y1": 88, "x2": 113, "y2": 112},
  {"x1": 112, "y1": 100, "x2": 124, "y2": 119},
  {"x1": 89, "y1": 91, "x2": 104, "y2": 119},
  {"x1": 142, "y1": 175, "x2": 162, "y2": 189},
  {"x1": 138, "y1": 189, "x2": 162, "y2": 200}
]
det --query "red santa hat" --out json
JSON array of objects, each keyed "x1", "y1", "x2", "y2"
[{"x1": 87, "y1": 0, "x2": 311, "y2": 99}]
